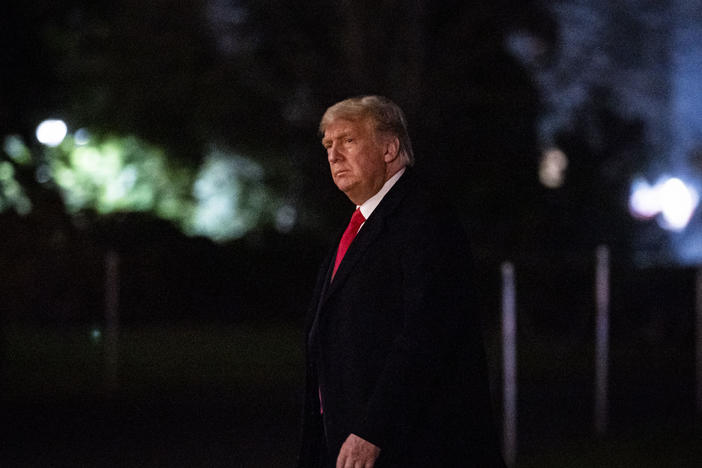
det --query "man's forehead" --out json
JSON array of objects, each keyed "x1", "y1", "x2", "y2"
[{"x1": 323, "y1": 118, "x2": 371, "y2": 139}]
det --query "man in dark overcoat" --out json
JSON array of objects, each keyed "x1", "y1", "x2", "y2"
[{"x1": 298, "y1": 95, "x2": 505, "y2": 468}]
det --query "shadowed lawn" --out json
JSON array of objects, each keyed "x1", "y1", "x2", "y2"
[
  {"x1": 1, "y1": 322, "x2": 304, "y2": 467},
  {"x1": 518, "y1": 429, "x2": 701, "y2": 468},
  {"x1": 1, "y1": 322, "x2": 699, "y2": 467},
  {"x1": 2, "y1": 322, "x2": 303, "y2": 399}
]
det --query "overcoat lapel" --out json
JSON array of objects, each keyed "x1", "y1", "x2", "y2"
[
  {"x1": 320, "y1": 212, "x2": 384, "y2": 304},
  {"x1": 304, "y1": 248, "x2": 335, "y2": 337},
  {"x1": 318, "y1": 169, "x2": 415, "y2": 308}
]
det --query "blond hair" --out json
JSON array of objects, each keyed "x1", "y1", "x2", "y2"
[{"x1": 319, "y1": 95, "x2": 414, "y2": 166}]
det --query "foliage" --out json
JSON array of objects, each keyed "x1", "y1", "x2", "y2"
[
  {"x1": 2, "y1": 0, "x2": 554, "y2": 251},
  {"x1": 49, "y1": 134, "x2": 194, "y2": 218},
  {"x1": 1, "y1": 130, "x2": 286, "y2": 241}
]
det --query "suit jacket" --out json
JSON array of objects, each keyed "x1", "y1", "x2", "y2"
[{"x1": 298, "y1": 169, "x2": 505, "y2": 468}]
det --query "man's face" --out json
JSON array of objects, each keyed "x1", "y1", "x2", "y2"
[{"x1": 322, "y1": 118, "x2": 388, "y2": 205}]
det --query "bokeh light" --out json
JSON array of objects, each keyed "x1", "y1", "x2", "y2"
[
  {"x1": 74, "y1": 128, "x2": 91, "y2": 146},
  {"x1": 0, "y1": 157, "x2": 32, "y2": 215},
  {"x1": 658, "y1": 177, "x2": 698, "y2": 231},
  {"x1": 36, "y1": 119, "x2": 68, "y2": 147},
  {"x1": 539, "y1": 147, "x2": 568, "y2": 188},
  {"x1": 3, "y1": 135, "x2": 32, "y2": 164},
  {"x1": 10, "y1": 132, "x2": 285, "y2": 241},
  {"x1": 275, "y1": 204, "x2": 297, "y2": 233},
  {"x1": 629, "y1": 176, "x2": 699, "y2": 231},
  {"x1": 628, "y1": 178, "x2": 659, "y2": 220},
  {"x1": 190, "y1": 149, "x2": 271, "y2": 241}
]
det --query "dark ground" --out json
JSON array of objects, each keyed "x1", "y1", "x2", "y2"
[
  {"x1": 1, "y1": 389, "x2": 300, "y2": 467},
  {"x1": 1, "y1": 322, "x2": 700, "y2": 467}
]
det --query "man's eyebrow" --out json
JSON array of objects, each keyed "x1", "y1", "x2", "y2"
[{"x1": 322, "y1": 131, "x2": 351, "y2": 145}]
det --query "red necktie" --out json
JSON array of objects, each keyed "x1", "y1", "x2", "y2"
[{"x1": 332, "y1": 208, "x2": 366, "y2": 279}]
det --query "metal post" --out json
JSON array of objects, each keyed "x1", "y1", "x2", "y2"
[
  {"x1": 105, "y1": 250, "x2": 120, "y2": 395},
  {"x1": 696, "y1": 267, "x2": 702, "y2": 414},
  {"x1": 594, "y1": 245, "x2": 610, "y2": 436},
  {"x1": 501, "y1": 262, "x2": 517, "y2": 467}
]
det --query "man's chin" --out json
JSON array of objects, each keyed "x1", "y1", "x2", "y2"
[
  {"x1": 334, "y1": 179, "x2": 356, "y2": 194},
  {"x1": 336, "y1": 187, "x2": 360, "y2": 204}
]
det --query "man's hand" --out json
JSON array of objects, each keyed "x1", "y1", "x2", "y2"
[{"x1": 336, "y1": 433, "x2": 381, "y2": 468}]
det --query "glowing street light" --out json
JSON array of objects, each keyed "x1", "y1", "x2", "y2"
[
  {"x1": 539, "y1": 147, "x2": 568, "y2": 188},
  {"x1": 658, "y1": 178, "x2": 698, "y2": 231},
  {"x1": 628, "y1": 178, "x2": 660, "y2": 220},
  {"x1": 629, "y1": 176, "x2": 699, "y2": 231},
  {"x1": 36, "y1": 119, "x2": 68, "y2": 147}
]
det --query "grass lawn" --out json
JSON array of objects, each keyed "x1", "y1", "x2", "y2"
[
  {"x1": 1, "y1": 322, "x2": 699, "y2": 467},
  {"x1": 1, "y1": 321, "x2": 305, "y2": 467},
  {"x1": 2, "y1": 321, "x2": 304, "y2": 399}
]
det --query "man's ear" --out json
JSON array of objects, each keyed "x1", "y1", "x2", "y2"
[{"x1": 383, "y1": 136, "x2": 400, "y2": 163}]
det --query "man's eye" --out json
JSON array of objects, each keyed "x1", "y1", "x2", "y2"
[{"x1": 345, "y1": 138, "x2": 353, "y2": 143}]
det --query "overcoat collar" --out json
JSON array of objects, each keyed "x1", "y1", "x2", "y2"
[{"x1": 319, "y1": 168, "x2": 416, "y2": 306}]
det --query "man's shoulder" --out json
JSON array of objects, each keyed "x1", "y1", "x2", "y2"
[
  {"x1": 380, "y1": 175, "x2": 468, "y2": 250},
  {"x1": 389, "y1": 175, "x2": 474, "y2": 271},
  {"x1": 396, "y1": 173, "x2": 461, "y2": 222}
]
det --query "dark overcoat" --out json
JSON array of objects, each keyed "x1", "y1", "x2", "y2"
[{"x1": 298, "y1": 170, "x2": 505, "y2": 468}]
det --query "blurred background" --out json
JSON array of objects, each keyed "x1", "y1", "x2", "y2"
[{"x1": 1, "y1": 0, "x2": 701, "y2": 466}]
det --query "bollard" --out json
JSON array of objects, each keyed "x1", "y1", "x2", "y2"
[
  {"x1": 594, "y1": 245, "x2": 610, "y2": 436},
  {"x1": 501, "y1": 262, "x2": 517, "y2": 467}
]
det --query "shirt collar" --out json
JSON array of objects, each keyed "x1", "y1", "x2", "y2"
[{"x1": 358, "y1": 167, "x2": 406, "y2": 220}]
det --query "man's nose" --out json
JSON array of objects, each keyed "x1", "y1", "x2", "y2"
[{"x1": 327, "y1": 143, "x2": 341, "y2": 162}]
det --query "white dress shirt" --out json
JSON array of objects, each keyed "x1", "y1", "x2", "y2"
[{"x1": 357, "y1": 167, "x2": 406, "y2": 228}]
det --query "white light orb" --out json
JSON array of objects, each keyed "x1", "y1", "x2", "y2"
[
  {"x1": 36, "y1": 119, "x2": 68, "y2": 147},
  {"x1": 539, "y1": 147, "x2": 568, "y2": 188},
  {"x1": 628, "y1": 178, "x2": 659, "y2": 219},
  {"x1": 657, "y1": 177, "x2": 698, "y2": 231}
]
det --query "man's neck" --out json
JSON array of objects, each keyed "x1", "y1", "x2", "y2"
[{"x1": 358, "y1": 167, "x2": 406, "y2": 220}]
